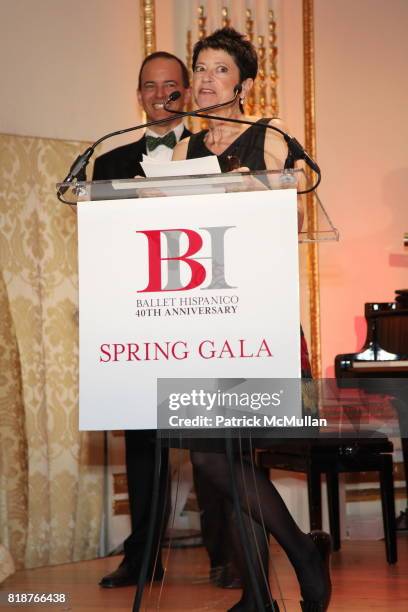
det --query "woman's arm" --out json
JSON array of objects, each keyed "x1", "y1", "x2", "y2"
[
  {"x1": 264, "y1": 118, "x2": 289, "y2": 170},
  {"x1": 264, "y1": 118, "x2": 304, "y2": 230}
]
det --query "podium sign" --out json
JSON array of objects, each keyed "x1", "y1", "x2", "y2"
[{"x1": 78, "y1": 188, "x2": 300, "y2": 430}]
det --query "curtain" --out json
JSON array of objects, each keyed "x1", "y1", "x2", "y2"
[{"x1": 0, "y1": 133, "x2": 104, "y2": 575}]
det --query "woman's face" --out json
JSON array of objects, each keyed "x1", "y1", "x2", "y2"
[{"x1": 193, "y1": 48, "x2": 242, "y2": 109}]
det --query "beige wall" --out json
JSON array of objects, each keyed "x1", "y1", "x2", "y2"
[
  {"x1": 0, "y1": 0, "x2": 142, "y2": 149},
  {"x1": 314, "y1": 0, "x2": 408, "y2": 374}
]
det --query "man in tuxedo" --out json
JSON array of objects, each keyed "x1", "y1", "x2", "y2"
[
  {"x1": 93, "y1": 51, "x2": 191, "y2": 182},
  {"x1": 96, "y1": 51, "x2": 191, "y2": 588},
  {"x1": 95, "y1": 51, "x2": 241, "y2": 591}
]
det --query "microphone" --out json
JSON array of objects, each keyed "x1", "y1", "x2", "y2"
[
  {"x1": 167, "y1": 91, "x2": 181, "y2": 103},
  {"x1": 283, "y1": 136, "x2": 320, "y2": 174},
  {"x1": 59, "y1": 147, "x2": 94, "y2": 194},
  {"x1": 164, "y1": 87, "x2": 320, "y2": 192}
]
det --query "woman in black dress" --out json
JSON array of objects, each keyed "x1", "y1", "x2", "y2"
[{"x1": 173, "y1": 28, "x2": 331, "y2": 612}]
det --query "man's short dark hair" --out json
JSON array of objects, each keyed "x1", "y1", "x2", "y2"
[
  {"x1": 138, "y1": 51, "x2": 190, "y2": 89},
  {"x1": 192, "y1": 27, "x2": 258, "y2": 82}
]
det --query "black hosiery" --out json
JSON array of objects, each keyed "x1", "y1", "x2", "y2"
[
  {"x1": 190, "y1": 449, "x2": 328, "y2": 604},
  {"x1": 192, "y1": 464, "x2": 231, "y2": 570}
]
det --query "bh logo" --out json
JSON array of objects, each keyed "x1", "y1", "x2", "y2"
[{"x1": 137, "y1": 227, "x2": 236, "y2": 292}]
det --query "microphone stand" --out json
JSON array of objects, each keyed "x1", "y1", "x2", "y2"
[
  {"x1": 163, "y1": 101, "x2": 321, "y2": 195},
  {"x1": 56, "y1": 90, "x2": 242, "y2": 203},
  {"x1": 57, "y1": 113, "x2": 186, "y2": 202}
]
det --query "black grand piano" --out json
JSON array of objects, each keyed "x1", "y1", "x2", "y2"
[{"x1": 335, "y1": 289, "x2": 408, "y2": 527}]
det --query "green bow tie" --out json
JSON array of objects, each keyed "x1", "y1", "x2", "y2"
[{"x1": 146, "y1": 131, "x2": 177, "y2": 151}]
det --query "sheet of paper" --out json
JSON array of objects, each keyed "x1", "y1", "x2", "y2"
[
  {"x1": 141, "y1": 155, "x2": 221, "y2": 178},
  {"x1": 142, "y1": 154, "x2": 159, "y2": 163}
]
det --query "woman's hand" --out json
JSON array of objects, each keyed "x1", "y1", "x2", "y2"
[
  {"x1": 172, "y1": 138, "x2": 190, "y2": 161},
  {"x1": 230, "y1": 166, "x2": 250, "y2": 173}
]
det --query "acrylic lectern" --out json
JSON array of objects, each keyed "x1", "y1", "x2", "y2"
[{"x1": 57, "y1": 169, "x2": 338, "y2": 612}]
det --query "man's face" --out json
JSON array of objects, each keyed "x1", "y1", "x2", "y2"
[{"x1": 137, "y1": 57, "x2": 190, "y2": 127}]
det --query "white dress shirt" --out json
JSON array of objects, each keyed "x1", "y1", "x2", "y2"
[{"x1": 145, "y1": 122, "x2": 185, "y2": 161}]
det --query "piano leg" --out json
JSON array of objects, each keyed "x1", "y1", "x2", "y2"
[
  {"x1": 307, "y1": 464, "x2": 322, "y2": 531},
  {"x1": 392, "y1": 397, "x2": 408, "y2": 531},
  {"x1": 326, "y1": 471, "x2": 341, "y2": 551},
  {"x1": 379, "y1": 453, "x2": 397, "y2": 563},
  {"x1": 391, "y1": 395, "x2": 408, "y2": 530}
]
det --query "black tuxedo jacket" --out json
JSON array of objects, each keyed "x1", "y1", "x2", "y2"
[{"x1": 92, "y1": 127, "x2": 191, "y2": 181}]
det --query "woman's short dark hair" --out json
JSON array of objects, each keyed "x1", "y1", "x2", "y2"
[
  {"x1": 192, "y1": 27, "x2": 258, "y2": 82},
  {"x1": 138, "y1": 51, "x2": 190, "y2": 89}
]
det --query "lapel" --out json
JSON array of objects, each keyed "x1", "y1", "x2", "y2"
[{"x1": 128, "y1": 136, "x2": 147, "y2": 177}]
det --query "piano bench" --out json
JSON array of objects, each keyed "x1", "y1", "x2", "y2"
[{"x1": 258, "y1": 433, "x2": 397, "y2": 564}]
